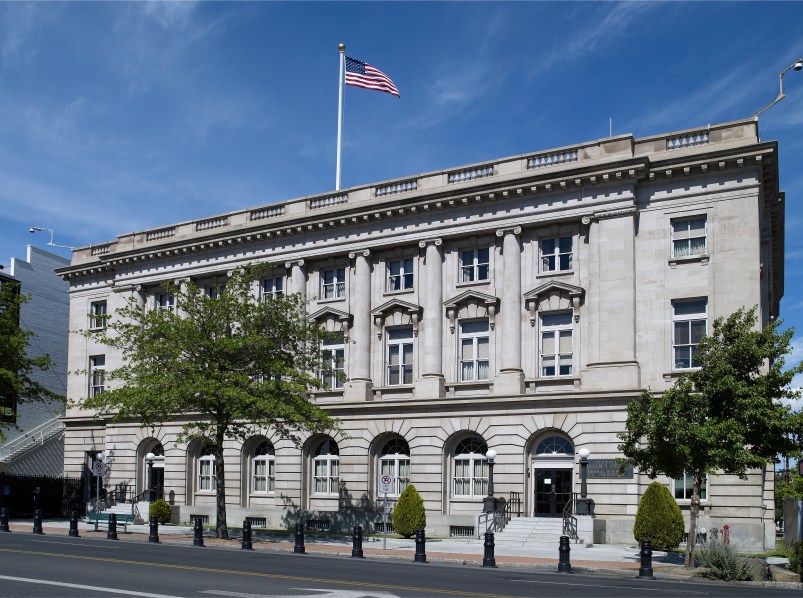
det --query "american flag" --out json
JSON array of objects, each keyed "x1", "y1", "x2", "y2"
[{"x1": 345, "y1": 56, "x2": 400, "y2": 98}]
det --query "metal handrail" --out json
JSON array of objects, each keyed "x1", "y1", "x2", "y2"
[
  {"x1": 562, "y1": 493, "x2": 579, "y2": 540},
  {"x1": 478, "y1": 491, "x2": 522, "y2": 537},
  {"x1": 0, "y1": 418, "x2": 65, "y2": 461}
]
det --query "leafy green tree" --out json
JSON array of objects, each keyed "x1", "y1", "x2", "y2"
[
  {"x1": 618, "y1": 306, "x2": 803, "y2": 569},
  {"x1": 392, "y1": 484, "x2": 426, "y2": 538},
  {"x1": 0, "y1": 281, "x2": 62, "y2": 441},
  {"x1": 776, "y1": 469, "x2": 803, "y2": 525},
  {"x1": 77, "y1": 265, "x2": 340, "y2": 539},
  {"x1": 633, "y1": 481, "x2": 685, "y2": 550}
]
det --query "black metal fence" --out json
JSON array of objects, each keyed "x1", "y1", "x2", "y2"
[{"x1": 0, "y1": 472, "x2": 83, "y2": 518}]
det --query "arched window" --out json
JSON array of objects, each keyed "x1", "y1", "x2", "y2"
[
  {"x1": 535, "y1": 436, "x2": 573, "y2": 456},
  {"x1": 379, "y1": 438, "x2": 410, "y2": 496},
  {"x1": 453, "y1": 437, "x2": 488, "y2": 497},
  {"x1": 197, "y1": 445, "x2": 216, "y2": 493},
  {"x1": 313, "y1": 439, "x2": 339, "y2": 495},
  {"x1": 252, "y1": 441, "x2": 275, "y2": 494}
]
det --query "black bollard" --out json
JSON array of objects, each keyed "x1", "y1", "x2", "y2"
[
  {"x1": 33, "y1": 509, "x2": 43, "y2": 535},
  {"x1": 241, "y1": 519, "x2": 253, "y2": 550},
  {"x1": 294, "y1": 522, "x2": 306, "y2": 554},
  {"x1": 0, "y1": 507, "x2": 10, "y2": 532},
  {"x1": 414, "y1": 529, "x2": 427, "y2": 563},
  {"x1": 148, "y1": 516, "x2": 160, "y2": 543},
  {"x1": 69, "y1": 511, "x2": 80, "y2": 538},
  {"x1": 483, "y1": 531, "x2": 497, "y2": 568},
  {"x1": 558, "y1": 535, "x2": 572, "y2": 573},
  {"x1": 639, "y1": 539, "x2": 654, "y2": 578},
  {"x1": 107, "y1": 512, "x2": 118, "y2": 540},
  {"x1": 351, "y1": 525, "x2": 364, "y2": 558},
  {"x1": 193, "y1": 517, "x2": 204, "y2": 547}
]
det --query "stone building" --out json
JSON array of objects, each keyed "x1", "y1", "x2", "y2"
[{"x1": 58, "y1": 117, "x2": 783, "y2": 549}]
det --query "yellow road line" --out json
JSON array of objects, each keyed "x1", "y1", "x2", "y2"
[{"x1": 0, "y1": 548, "x2": 518, "y2": 598}]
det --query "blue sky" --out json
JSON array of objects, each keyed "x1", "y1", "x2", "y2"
[{"x1": 2, "y1": 1, "x2": 803, "y2": 374}]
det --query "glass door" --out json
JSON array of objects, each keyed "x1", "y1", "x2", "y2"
[{"x1": 534, "y1": 468, "x2": 573, "y2": 516}]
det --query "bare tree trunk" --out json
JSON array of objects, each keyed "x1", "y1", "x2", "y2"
[
  {"x1": 684, "y1": 473, "x2": 701, "y2": 569},
  {"x1": 214, "y1": 434, "x2": 228, "y2": 539}
]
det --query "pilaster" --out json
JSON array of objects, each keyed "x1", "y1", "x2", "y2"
[
  {"x1": 417, "y1": 238, "x2": 445, "y2": 399},
  {"x1": 495, "y1": 227, "x2": 524, "y2": 395},
  {"x1": 346, "y1": 250, "x2": 373, "y2": 401}
]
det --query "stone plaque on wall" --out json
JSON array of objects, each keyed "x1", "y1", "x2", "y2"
[{"x1": 586, "y1": 458, "x2": 633, "y2": 479}]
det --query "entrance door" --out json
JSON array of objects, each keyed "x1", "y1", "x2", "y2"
[{"x1": 534, "y1": 468, "x2": 572, "y2": 516}]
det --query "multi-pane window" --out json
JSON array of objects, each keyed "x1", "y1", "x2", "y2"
[
  {"x1": 672, "y1": 217, "x2": 707, "y2": 258},
  {"x1": 89, "y1": 301, "x2": 107, "y2": 329},
  {"x1": 321, "y1": 333, "x2": 345, "y2": 389},
  {"x1": 197, "y1": 445, "x2": 216, "y2": 492},
  {"x1": 460, "y1": 248, "x2": 490, "y2": 283},
  {"x1": 453, "y1": 437, "x2": 489, "y2": 497},
  {"x1": 459, "y1": 320, "x2": 490, "y2": 382},
  {"x1": 673, "y1": 472, "x2": 708, "y2": 500},
  {"x1": 387, "y1": 258, "x2": 414, "y2": 292},
  {"x1": 155, "y1": 293, "x2": 174, "y2": 312},
  {"x1": 313, "y1": 439, "x2": 339, "y2": 495},
  {"x1": 387, "y1": 327, "x2": 413, "y2": 386},
  {"x1": 321, "y1": 268, "x2": 346, "y2": 300},
  {"x1": 89, "y1": 355, "x2": 105, "y2": 397},
  {"x1": 673, "y1": 299, "x2": 707, "y2": 369},
  {"x1": 207, "y1": 284, "x2": 225, "y2": 300},
  {"x1": 261, "y1": 277, "x2": 283, "y2": 300},
  {"x1": 379, "y1": 439, "x2": 410, "y2": 497},
  {"x1": 540, "y1": 236, "x2": 573, "y2": 272},
  {"x1": 540, "y1": 312, "x2": 573, "y2": 376},
  {"x1": 252, "y1": 441, "x2": 275, "y2": 494}
]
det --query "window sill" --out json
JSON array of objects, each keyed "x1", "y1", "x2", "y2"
[
  {"x1": 450, "y1": 380, "x2": 491, "y2": 388},
  {"x1": 668, "y1": 254, "x2": 709, "y2": 268},
  {"x1": 317, "y1": 296, "x2": 346, "y2": 304},
  {"x1": 311, "y1": 494, "x2": 339, "y2": 499},
  {"x1": 536, "y1": 270, "x2": 574, "y2": 279},
  {"x1": 456, "y1": 279, "x2": 490, "y2": 288},
  {"x1": 249, "y1": 492, "x2": 276, "y2": 497},
  {"x1": 663, "y1": 369, "x2": 700, "y2": 381},
  {"x1": 383, "y1": 288, "x2": 414, "y2": 297}
]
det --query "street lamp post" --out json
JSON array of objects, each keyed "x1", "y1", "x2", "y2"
[
  {"x1": 576, "y1": 448, "x2": 592, "y2": 516},
  {"x1": 145, "y1": 452, "x2": 156, "y2": 502},
  {"x1": 95, "y1": 451, "x2": 104, "y2": 514},
  {"x1": 754, "y1": 58, "x2": 803, "y2": 118},
  {"x1": 483, "y1": 449, "x2": 497, "y2": 513}
]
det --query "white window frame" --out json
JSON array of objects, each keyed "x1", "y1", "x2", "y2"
[
  {"x1": 452, "y1": 437, "x2": 488, "y2": 497},
  {"x1": 312, "y1": 439, "x2": 339, "y2": 496},
  {"x1": 671, "y1": 216, "x2": 707, "y2": 258},
  {"x1": 379, "y1": 439, "x2": 410, "y2": 497},
  {"x1": 320, "y1": 268, "x2": 346, "y2": 300},
  {"x1": 89, "y1": 300, "x2": 107, "y2": 329},
  {"x1": 673, "y1": 299, "x2": 707, "y2": 369},
  {"x1": 197, "y1": 447, "x2": 217, "y2": 493},
  {"x1": 155, "y1": 292, "x2": 174, "y2": 312},
  {"x1": 261, "y1": 277, "x2": 284, "y2": 301},
  {"x1": 459, "y1": 248, "x2": 490, "y2": 283},
  {"x1": 387, "y1": 258, "x2": 414, "y2": 292},
  {"x1": 539, "y1": 312, "x2": 573, "y2": 377},
  {"x1": 672, "y1": 472, "x2": 708, "y2": 502},
  {"x1": 459, "y1": 320, "x2": 490, "y2": 382},
  {"x1": 251, "y1": 441, "x2": 275, "y2": 494},
  {"x1": 321, "y1": 333, "x2": 345, "y2": 389},
  {"x1": 540, "y1": 236, "x2": 573, "y2": 273},
  {"x1": 89, "y1": 355, "x2": 105, "y2": 397},
  {"x1": 386, "y1": 327, "x2": 414, "y2": 386}
]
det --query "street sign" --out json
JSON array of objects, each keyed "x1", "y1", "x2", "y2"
[
  {"x1": 379, "y1": 474, "x2": 394, "y2": 494},
  {"x1": 91, "y1": 461, "x2": 107, "y2": 477}
]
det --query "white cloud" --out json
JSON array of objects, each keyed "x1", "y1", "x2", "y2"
[{"x1": 140, "y1": 1, "x2": 198, "y2": 29}]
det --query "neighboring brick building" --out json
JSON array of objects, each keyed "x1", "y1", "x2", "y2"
[{"x1": 59, "y1": 118, "x2": 783, "y2": 549}]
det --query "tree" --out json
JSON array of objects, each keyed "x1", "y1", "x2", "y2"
[
  {"x1": 0, "y1": 281, "x2": 62, "y2": 441},
  {"x1": 77, "y1": 265, "x2": 341, "y2": 539},
  {"x1": 392, "y1": 484, "x2": 426, "y2": 538},
  {"x1": 618, "y1": 306, "x2": 803, "y2": 568},
  {"x1": 633, "y1": 481, "x2": 685, "y2": 551}
]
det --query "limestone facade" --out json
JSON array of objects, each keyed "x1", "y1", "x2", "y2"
[{"x1": 59, "y1": 118, "x2": 784, "y2": 549}]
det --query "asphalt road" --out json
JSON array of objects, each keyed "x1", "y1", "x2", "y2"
[{"x1": 0, "y1": 531, "x2": 797, "y2": 598}]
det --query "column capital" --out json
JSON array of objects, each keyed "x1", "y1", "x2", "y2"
[
  {"x1": 581, "y1": 207, "x2": 637, "y2": 225},
  {"x1": 348, "y1": 249, "x2": 371, "y2": 260},
  {"x1": 418, "y1": 237, "x2": 443, "y2": 249},
  {"x1": 284, "y1": 258, "x2": 305, "y2": 269},
  {"x1": 495, "y1": 226, "x2": 522, "y2": 238}
]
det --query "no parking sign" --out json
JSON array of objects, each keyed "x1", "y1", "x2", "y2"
[{"x1": 379, "y1": 474, "x2": 394, "y2": 494}]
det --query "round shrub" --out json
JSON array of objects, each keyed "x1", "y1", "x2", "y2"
[
  {"x1": 633, "y1": 481, "x2": 685, "y2": 551},
  {"x1": 392, "y1": 484, "x2": 426, "y2": 538},
  {"x1": 149, "y1": 498, "x2": 172, "y2": 525}
]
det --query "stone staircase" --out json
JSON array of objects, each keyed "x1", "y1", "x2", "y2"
[
  {"x1": 0, "y1": 418, "x2": 64, "y2": 464},
  {"x1": 493, "y1": 517, "x2": 583, "y2": 546}
]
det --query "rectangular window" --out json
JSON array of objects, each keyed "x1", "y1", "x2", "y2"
[
  {"x1": 206, "y1": 284, "x2": 225, "y2": 300},
  {"x1": 540, "y1": 236, "x2": 573, "y2": 272},
  {"x1": 155, "y1": 293, "x2": 174, "y2": 312},
  {"x1": 386, "y1": 327, "x2": 414, "y2": 385},
  {"x1": 89, "y1": 300, "x2": 107, "y2": 329},
  {"x1": 673, "y1": 472, "x2": 708, "y2": 501},
  {"x1": 314, "y1": 459, "x2": 339, "y2": 495},
  {"x1": 540, "y1": 312, "x2": 573, "y2": 377},
  {"x1": 459, "y1": 320, "x2": 490, "y2": 382},
  {"x1": 460, "y1": 248, "x2": 490, "y2": 283},
  {"x1": 321, "y1": 333, "x2": 345, "y2": 389},
  {"x1": 197, "y1": 458, "x2": 217, "y2": 492},
  {"x1": 261, "y1": 277, "x2": 284, "y2": 300},
  {"x1": 673, "y1": 299, "x2": 707, "y2": 369},
  {"x1": 253, "y1": 459, "x2": 275, "y2": 493},
  {"x1": 321, "y1": 268, "x2": 346, "y2": 300},
  {"x1": 89, "y1": 355, "x2": 105, "y2": 397},
  {"x1": 672, "y1": 217, "x2": 707, "y2": 258},
  {"x1": 387, "y1": 258, "x2": 414, "y2": 292}
]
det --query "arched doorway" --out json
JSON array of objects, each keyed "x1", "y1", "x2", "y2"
[
  {"x1": 144, "y1": 443, "x2": 165, "y2": 501},
  {"x1": 532, "y1": 435, "x2": 574, "y2": 517}
]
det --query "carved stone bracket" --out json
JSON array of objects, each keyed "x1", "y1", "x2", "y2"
[
  {"x1": 443, "y1": 290, "x2": 499, "y2": 333},
  {"x1": 371, "y1": 300, "x2": 422, "y2": 338},
  {"x1": 523, "y1": 281, "x2": 585, "y2": 326}
]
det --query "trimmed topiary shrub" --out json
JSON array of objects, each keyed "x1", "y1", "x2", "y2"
[
  {"x1": 633, "y1": 481, "x2": 685, "y2": 551},
  {"x1": 392, "y1": 484, "x2": 426, "y2": 538},
  {"x1": 149, "y1": 498, "x2": 172, "y2": 525}
]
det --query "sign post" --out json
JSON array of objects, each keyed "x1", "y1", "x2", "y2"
[
  {"x1": 379, "y1": 474, "x2": 394, "y2": 550},
  {"x1": 92, "y1": 460, "x2": 107, "y2": 514}
]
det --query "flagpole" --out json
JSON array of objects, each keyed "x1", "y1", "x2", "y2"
[{"x1": 336, "y1": 43, "x2": 346, "y2": 191}]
